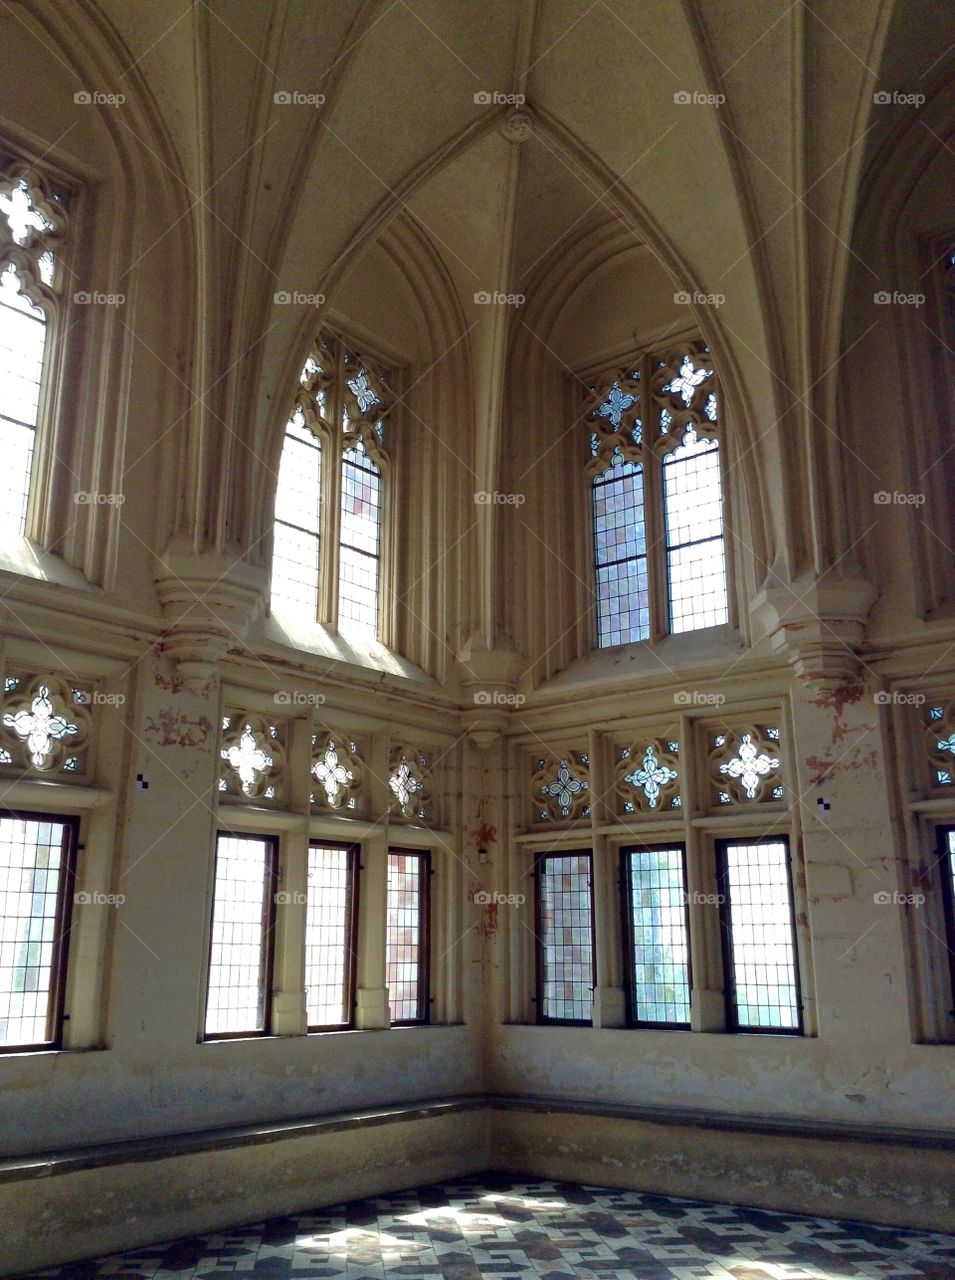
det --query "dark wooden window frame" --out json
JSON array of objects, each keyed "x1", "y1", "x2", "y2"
[
  {"x1": 387, "y1": 847, "x2": 431, "y2": 1026},
  {"x1": 620, "y1": 843, "x2": 692, "y2": 1031},
  {"x1": 306, "y1": 839, "x2": 361, "y2": 1032},
  {"x1": 204, "y1": 830, "x2": 279, "y2": 1041},
  {"x1": 715, "y1": 834, "x2": 803, "y2": 1036},
  {"x1": 0, "y1": 809, "x2": 79, "y2": 1053},
  {"x1": 933, "y1": 825, "x2": 955, "y2": 1015},
  {"x1": 534, "y1": 848, "x2": 596, "y2": 1027}
]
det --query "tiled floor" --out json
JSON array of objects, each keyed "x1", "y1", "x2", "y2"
[{"x1": 24, "y1": 1175, "x2": 955, "y2": 1279}]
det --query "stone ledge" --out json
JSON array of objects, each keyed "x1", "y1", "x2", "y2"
[
  {"x1": 3, "y1": 1092, "x2": 953, "y2": 1186},
  {"x1": 0, "y1": 1096, "x2": 488, "y2": 1184}
]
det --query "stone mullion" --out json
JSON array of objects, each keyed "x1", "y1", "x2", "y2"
[
  {"x1": 354, "y1": 733, "x2": 391, "y2": 1028},
  {"x1": 589, "y1": 726, "x2": 626, "y2": 1027},
  {"x1": 684, "y1": 712, "x2": 726, "y2": 1032}
]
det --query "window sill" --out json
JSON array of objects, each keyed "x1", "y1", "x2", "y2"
[
  {"x1": 0, "y1": 536, "x2": 90, "y2": 591},
  {"x1": 538, "y1": 624, "x2": 746, "y2": 694},
  {"x1": 261, "y1": 613, "x2": 435, "y2": 685}
]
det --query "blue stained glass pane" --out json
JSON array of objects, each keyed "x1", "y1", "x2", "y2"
[{"x1": 592, "y1": 454, "x2": 649, "y2": 647}]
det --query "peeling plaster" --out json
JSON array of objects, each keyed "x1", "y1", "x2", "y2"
[{"x1": 144, "y1": 709, "x2": 213, "y2": 750}]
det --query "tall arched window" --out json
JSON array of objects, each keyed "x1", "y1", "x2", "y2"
[
  {"x1": 0, "y1": 165, "x2": 66, "y2": 538},
  {"x1": 271, "y1": 333, "x2": 390, "y2": 640},
  {"x1": 586, "y1": 340, "x2": 729, "y2": 647}
]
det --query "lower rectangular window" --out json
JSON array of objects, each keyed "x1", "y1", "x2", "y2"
[
  {"x1": 0, "y1": 811, "x2": 78, "y2": 1051},
  {"x1": 386, "y1": 849, "x2": 430, "y2": 1024},
  {"x1": 716, "y1": 837, "x2": 802, "y2": 1033},
  {"x1": 306, "y1": 842, "x2": 359, "y2": 1029},
  {"x1": 935, "y1": 827, "x2": 955, "y2": 1009},
  {"x1": 622, "y1": 844, "x2": 691, "y2": 1028},
  {"x1": 204, "y1": 833, "x2": 278, "y2": 1039},
  {"x1": 535, "y1": 850, "x2": 595, "y2": 1024}
]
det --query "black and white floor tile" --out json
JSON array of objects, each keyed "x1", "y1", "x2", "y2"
[{"x1": 24, "y1": 1175, "x2": 955, "y2": 1279}]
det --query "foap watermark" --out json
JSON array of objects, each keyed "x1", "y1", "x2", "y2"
[
  {"x1": 74, "y1": 291, "x2": 125, "y2": 306},
  {"x1": 474, "y1": 91, "x2": 525, "y2": 106},
  {"x1": 474, "y1": 890, "x2": 525, "y2": 906},
  {"x1": 683, "y1": 891, "x2": 725, "y2": 906},
  {"x1": 75, "y1": 891, "x2": 125, "y2": 906},
  {"x1": 674, "y1": 90, "x2": 725, "y2": 107},
  {"x1": 473, "y1": 690, "x2": 525, "y2": 708},
  {"x1": 74, "y1": 90, "x2": 125, "y2": 107},
  {"x1": 274, "y1": 691, "x2": 326, "y2": 707},
  {"x1": 874, "y1": 890, "x2": 925, "y2": 906},
  {"x1": 874, "y1": 691, "x2": 925, "y2": 707},
  {"x1": 274, "y1": 91, "x2": 325, "y2": 107},
  {"x1": 274, "y1": 290, "x2": 325, "y2": 306},
  {"x1": 874, "y1": 291, "x2": 924, "y2": 307},
  {"x1": 474, "y1": 490, "x2": 525, "y2": 506},
  {"x1": 873, "y1": 90, "x2": 925, "y2": 108},
  {"x1": 74, "y1": 490, "x2": 125, "y2": 506},
  {"x1": 474, "y1": 290, "x2": 525, "y2": 307},
  {"x1": 74, "y1": 690, "x2": 126, "y2": 707},
  {"x1": 874, "y1": 490, "x2": 925, "y2": 506},
  {"x1": 275, "y1": 891, "x2": 308, "y2": 905},
  {"x1": 674, "y1": 289, "x2": 724, "y2": 308},
  {"x1": 674, "y1": 689, "x2": 725, "y2": 707}
]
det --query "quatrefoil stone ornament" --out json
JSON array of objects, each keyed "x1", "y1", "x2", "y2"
[
  {"x1": 313, "y1": 741, "x2": 354, "y2": 808},
  {"x1": 719, "y1": 733, "x2": 780, "y2": 801},
  {"x1": 665, "y1": 356, "x2": 710, "y2": 405},
  {"x1": 222, "y1": 723, "x2": 272, "y2": 796},
  {"x1": 625, "y1": 745, "x2": 678, "y2": 810},
  {"x1": 3, "y1": 683, "x2": 78, "y2": 769},
  {"x1": 389, "y1": 757, "x2": 423, "y2": 814},
  {"x1": 596, "y1": 382, "x2": 637, "y2": 428}
]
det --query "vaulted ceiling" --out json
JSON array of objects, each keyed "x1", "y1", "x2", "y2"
[{"x1": 3, "y1": 0, "x2": 953, "y2": 650}]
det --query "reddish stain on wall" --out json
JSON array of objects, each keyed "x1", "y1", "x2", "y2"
[
  {"x1": 145, "y1": 709, "x2": 213, "y2": 749},
  {"x1": 805, "y1": 749, "x2": 878, "y2": 786}
]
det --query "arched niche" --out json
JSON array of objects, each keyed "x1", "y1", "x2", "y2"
[{"x1": 0, "y1": 1, "x2": 195, "y2": 606}]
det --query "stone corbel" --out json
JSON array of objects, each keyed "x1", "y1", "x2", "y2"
[
  {"x1": 154, "y1": 541, "x2": 268, "y2": 686},
  {"x1": 751, "y1": 573, "x2": 877, "y2": 689},
  {"x1": 458, "y1": 632, "x2": 524, "y2": 749}
]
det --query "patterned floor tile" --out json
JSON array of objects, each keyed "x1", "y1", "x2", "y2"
[{"x1": 19, "y1": 1178, "x2": 955, "y2": 1280}]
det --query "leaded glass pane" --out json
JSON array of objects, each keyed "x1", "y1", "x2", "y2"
[
  {"x1": 338, "y1": 438, "x2": 381, "y2": 638},
  {"x1": 720, "y1": 839, "x2": 800, "y2": 1032},
  {"x1": 271, "y1": 409, "x2": 321, "y2": 618},
  {"x1": 627, "y1": 847, "x2": 691, "y2": 1026},
  {"x1": 593, "y1": 453, "x2": 649, "y2": 646},
  {"x1": 386, "y1": 851, "x2": 427, "y2": 1023},
  {"x1": 0, "y1": 814, "x2": 72, "y2": 1047},
  {"x1": 306, "y1": 844, "x2": 354, "y2": 1028},
  {"x1": 204, "y1": 835, "x2": 274, "y2": 1037},
  {"x1": 663, "y1": 429, "x2": 728, "y2": 633},
  {"x1": 0, "y1": 265, "x2": 45, "y2": 536},
  {"x1": 537, "y1": 852, "x2": 594, "y2": 1022}
]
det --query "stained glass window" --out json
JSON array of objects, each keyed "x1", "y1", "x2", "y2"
[
  {"x1": 592, "y1": 451, "x2": 649, "y2": 646},
  {"x1": 588, "y1": 342, "x2": 728, "y2": 647},
  {"x1": 204, "y1": 834, "x2": 276, "y2": 1038},
  {"x1": 663, "y1": 428, "x2": 728, "y2": 632},
  {"x1": 0, "y1": 173, "x2": 63, "y2": 538},
  {"x1": 271, "y1": 409, "x2": 322, "y2": 617},
  {"x1": 306, "y1": 843, "x2": 358, "y2": 1029},
  {"x1": 717, "y1": 838, "x2": 801, "y2": 1033},
  {"x1": 386, "y1": 850, "x2": 429, "y2": 1023},
  {"x1": 270, "y1": 333, "x2": 390, "y2": 638},
  {"x1": 933, "y1": 827, "x2": 955, "y2": 1017},
  {"x1": 535, "y1": 851, "x2": 594, "y2": 1023},
  {"x1": 0, "y1": 813, "x2": 77, "y2": 1049},
  {"x1": 338, "y1": 436, "x2": 381, "y2": 638},
  {"x1": 624, "y1": 846, "x2": 691, "y2": 1027}
]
